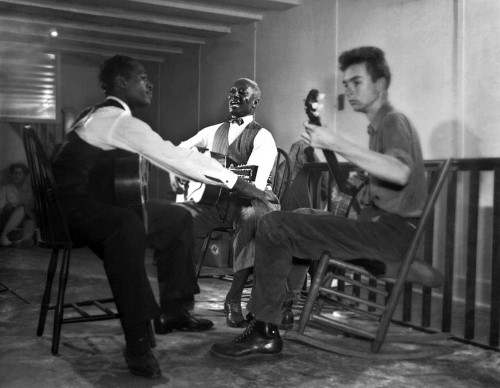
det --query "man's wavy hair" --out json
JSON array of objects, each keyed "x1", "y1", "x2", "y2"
[
  {"x1": 338, "y1": 46, "x2": 392, "y2": 87},
  {"x1": 98, "y1": 55, "x2": 137, "y2": 95}
]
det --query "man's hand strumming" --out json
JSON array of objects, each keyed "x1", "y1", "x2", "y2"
[{"x1": 233, "y1": 178, "x2": 267, "y2": 203}]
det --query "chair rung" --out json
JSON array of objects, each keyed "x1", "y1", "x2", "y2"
[
  {"x1": 311, "y1": 313, "x2": 376, "y2": 340},
  {"x1": 320, "y1": 287, "x2": 387, "y2": 310},
  {"x1": 328, "y1": 259, "x2": 375, "y2": 277},
  {"x1": 327, "y1": 299, "x2": 383, "y2": 320},
  {"x1": 332, "y1": 275, "x2": 388, "y2": 297},
  {"x1": 93, "y1": 301, "x2": 116, "y2": 315},
  {"x1": 71, "y1": 303, "x2": 90, "y2": 317},
  {"x1": 62, "y1": 314, "x2": 118, "y2": 324}
]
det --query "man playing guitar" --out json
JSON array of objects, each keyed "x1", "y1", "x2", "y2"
[
  {"x1": 52, "y1": 56, "x2": 268, "y2": 378},
  {"x1": 171, "y1": 78, "x2": 280, "y2": 329},
  {"x1": 211, "y1": 46, "x2": 444, "y2": 360}
]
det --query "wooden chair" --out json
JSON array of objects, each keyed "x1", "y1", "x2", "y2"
[
  {"x1": 286, "y1": 158, "x2": 453, "y2": 358},
  {"x1": 22, "y1": 126, "x2": 124, "y2": 355},
  {"x1": 195, "y1": 147, "x2": 292, "y2": 278}
]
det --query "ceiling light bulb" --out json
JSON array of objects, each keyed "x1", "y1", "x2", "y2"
[{"x1": 50, "y1": 28, "x2": 58, "y2": 37}]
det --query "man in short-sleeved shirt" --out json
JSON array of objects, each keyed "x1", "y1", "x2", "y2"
[{"x1": 210, "y1": 46, "x2": 443, "y2": 360}]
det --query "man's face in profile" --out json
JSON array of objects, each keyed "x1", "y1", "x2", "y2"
[{"x1": 342, "y1": 62, "x2": 381, "y2": 114}]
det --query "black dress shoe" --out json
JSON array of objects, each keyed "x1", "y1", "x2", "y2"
[
  {"x1": 279, "y1": 300, "x2": 294, "y2": 330},
  {"x1": 224, "y1": 301, "x2": 245, "y2": 328},
  {"x1": 210, "y1": 320, "x2": 283, "y2": 359},
  {"x1": 154, "y1": 310, "x2": 214, "y2": 334},
  {"x1": 124, "y1": 338, "x2": 162, "y2": 378}
]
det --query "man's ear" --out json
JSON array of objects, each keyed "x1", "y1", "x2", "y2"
[
  {"x1": 115, "y1": 74, "x2": 128, "y2": 90},
  {"x1": 252, "y1": 98, "x2": 260, "y2": 109},
  {"x1": 375, "y1": 77, "x2": 387, "y2": 92}
]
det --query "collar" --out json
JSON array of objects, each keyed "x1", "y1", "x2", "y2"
[
  {"x1": 229, "y1": 114, "x2": 254, "y2": 128},
  {"x1": 105, "y1": 96, "x2": 131, "y2": 115},
  {"x1": 367, "y1": 103, "x2": 394, "y2": 135}
]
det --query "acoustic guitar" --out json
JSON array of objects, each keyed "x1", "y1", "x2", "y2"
[
  {"x1": 304, "y1": 89, "x2": 366, "y2": 217},
  {"x1": 114, "y1": 154, "x2": 149, "y2": 231},
  {"x1": 175, "y1": 150, "x2": 258, "y2": 206}
]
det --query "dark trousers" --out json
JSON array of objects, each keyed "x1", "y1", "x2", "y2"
[
  {"x1": 247, "y1": 206, "x2": 416, "y2": 325},
  {"x1": 61, "y1": 198, "x2": 198, "y2": 329}
]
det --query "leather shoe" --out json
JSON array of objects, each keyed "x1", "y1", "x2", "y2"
[
  {"x1": 154, "y1": 310, "x2": 214, "y2": 334},
  {"x1": 279, "y1": 300, "x2": 294, "y2": 330},
  {"x1": 224, "y1": 301, "x2": 245, "y2": 327},
  {"x1": 210, "y1": 320, "x2": 283, "y2": 359},
  {"x1": 124, "y1": 338, "x2": 161, "y2": 378}
]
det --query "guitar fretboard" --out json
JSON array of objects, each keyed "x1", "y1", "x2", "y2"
[{"x1": 230, "y1": 166, "x2": 257, "y2": 181}]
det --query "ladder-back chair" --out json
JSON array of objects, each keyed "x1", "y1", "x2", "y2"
[
  {"x1": 22, "y1": 126, "x2": 122, "y2": 355},
  {"x1": 286, "y1": 158, "x2": 453, "y2": 358}
]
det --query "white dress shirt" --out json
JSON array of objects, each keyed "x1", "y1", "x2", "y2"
[
  {"x1": 73, "y1": 96, "x2": 238, "y2": 188},
  {"x1": 179, "y1": 115, "x2": 277, "y2": 190}
]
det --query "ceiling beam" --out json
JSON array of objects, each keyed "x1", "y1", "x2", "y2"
[
  {"x1": 0, "y1": 14, "x2": 207, "y2": 45},
  {"x1": 0, "y1": 40, "x2": 165, "y2": 63},
  {"x1": 213, "y1": 0, "x2": 300, "y2": 11},
  {"x1": 0, "y1": 0, "x2": 232, "y2": 34},
  {"x1": 0, "y1": 26, "x2": 183, "y2": 55},
  {"x1": 54, "y1": 34, "x2": 183, "y2": 55},
  {"x1": 123, "y1": 0, "x2": 264, "y2": 21}
]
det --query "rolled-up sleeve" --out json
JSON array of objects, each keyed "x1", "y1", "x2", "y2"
[{"x1": 108, "y1": 114, "x2": 238, "y2": 188}]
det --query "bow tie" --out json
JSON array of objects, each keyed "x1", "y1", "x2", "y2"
[{"x1": 228, "y1": 116, "x2": 244, "y2": 126}]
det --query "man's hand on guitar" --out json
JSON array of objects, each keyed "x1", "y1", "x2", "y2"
[
  {"x1": 301, "y1": 122, "x2": 337, "y2": 151},
  {"x1": 169, "y1": 173, "x2": 186, "y2": 194},
  {"x1": 233, "y1": 177, "x2": 268, "y2": 204}
]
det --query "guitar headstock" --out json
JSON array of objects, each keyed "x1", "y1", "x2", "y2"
[{"x1": 304, "y1": 89, "x2": 325, "y2": 126}]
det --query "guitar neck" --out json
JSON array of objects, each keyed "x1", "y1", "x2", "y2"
[
  {"x1": 322, "y1": 150, "x2": 351, "y2": 195},
  {"x1": 230, "y1": 165, "x2": 258, "y2": 182}
]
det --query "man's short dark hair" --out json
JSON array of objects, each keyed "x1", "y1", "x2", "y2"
[
  {"x1": 9, "y1": 162, "x2": 29, "y2": 175},
  {"x1": 98, "y1": 55, "x2": 137, "y2": 95},
  {"x1": 338, "y1": 46, "x2": 392, "y2": 87}
]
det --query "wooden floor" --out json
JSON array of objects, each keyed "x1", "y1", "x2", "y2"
[{"x1": 1, "y1": 245, "x2": 500, "y2": 388}]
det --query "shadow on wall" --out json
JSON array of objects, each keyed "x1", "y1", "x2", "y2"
[
  {"x1": 0, "y1": 122, "x2": 27, "y2": 186},
  {"x1": 428, "y1": 120, "x2": 480, "y2": 159}
]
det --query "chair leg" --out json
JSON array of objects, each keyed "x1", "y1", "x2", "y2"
[
  {"x1": 314, "y1": 271, "x2": 334, "y2": 314},
  {"x1": 146, "y1": 321, "x2": 156, "y2": 348},
  {"x1": 297, "y1": 252, "x2": 331, "y2": 334},
  {"x1": 37, "y1": 248, "x2": 59, "y2": 337},
  {"x1": 195, "y1": 230, "x2": 214, "y2": 278},
  {"x1": 51, "y1": 248, "x2": 71, "y2": 355}
]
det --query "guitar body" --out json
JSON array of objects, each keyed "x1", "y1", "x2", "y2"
[
  {"x1": 305, "y1": 89, "x2": 366, "y2": 217},
  {"x1": 176, "y1": 151, "x2": 258, "y2": 206},
  {"x1": 114, "y1": 154, "x2": 149, "y2": 230}
]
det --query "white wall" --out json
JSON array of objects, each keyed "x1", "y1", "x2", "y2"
[
  {"x1": 335, "y1": 0, "x2": 457, "y2": 160},
  {"x1": 256, "y1": 0, "x2": 337, "y2": 152},
  {"x1": 463, "y1": 0, "x2": 500, "y2": 158}
]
